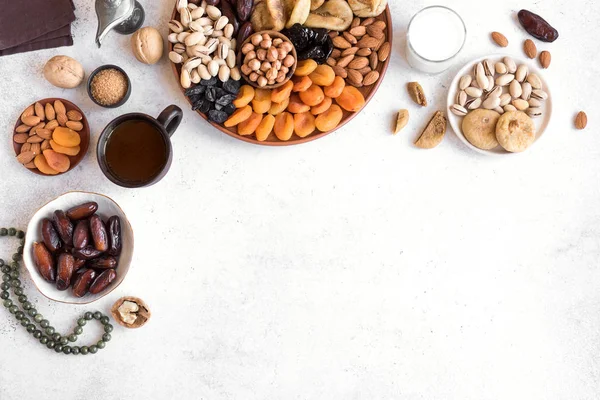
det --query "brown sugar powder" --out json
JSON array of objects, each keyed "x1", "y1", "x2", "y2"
[{"x1": 90, "y1": 69, "x2": 128, "y2": 106}]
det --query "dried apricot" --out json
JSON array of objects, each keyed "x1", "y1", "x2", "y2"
[
  {"x1": 323, "y1": 76, "x2": 346, "y2": 98},
  {"x1": 252, "y1": 88, "x2": 272, "y2": 114},
  {"x1": 292, "y1": 76, "x2": 312, "y2": 92},
  {"x1": 294, "y1": 59, "x2": 318, "y2": 76},
  {"x1": 336, "y1": 86, "x2": 365, "y2": 112},
  {"x1": 269, "y1": 97, "x2": 290, "y2": 115},
  {"x1": 310, "y1": 97, "x2": 332, "y2": 115},
  {"x1": 294, "y1": 112, "x2": 316, "y2": 138},
  {"x1": 34, "y1": 154, "x2": 59, "y2": 175},
  {"x1": 237, "y1": 112, "x2": 263, "y2": 136},
  {"x1": 52, "y1": 127, "x2": 80, "y2": 147},
  {"x1": 274, "y1": 112, "x2": 294, "y2": 141},
  {"x1": 256, "y1": 114, "x2": 275, "y2": 142},
  {"x1": 298, "y1": 84, "x2": 325, "y2": 107},
  {"x1": 233, "y1": 85, "x2": 255, "y2": 108},
  {"x1": 315, "y1": 104, "x2": 343, "y2": 132},
  {"x1": 224, "y1": 105, "x2": 252, "y2": 127},
  {"x1": 309, "y1": 65, "x2": 335, "y2": 86},
  {"x1": 287, "y1": 93, "x2": 311, "y2": 113},
  {"x1": 42, "y1": 150, "x2": 70, "y2": 173},
  {"x1": 50, "y1": 140, "x2": 80, "y2": 156},
  {"x1": 271, "y1": 80, "x2": 294, "y2": 103}
]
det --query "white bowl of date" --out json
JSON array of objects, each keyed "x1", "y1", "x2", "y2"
[
  {"x1": 23, "y1": 191, "x2": 134, "y2": 304},
  {"x1": 446, "y1": 54, "x2": 553, "y2": 156}
]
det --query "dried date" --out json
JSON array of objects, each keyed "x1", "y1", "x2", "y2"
[
  {"x1": 87, "y1": 256, "x2": 117, "y2": 270},
  {"x1": 66, "y1": 202, "x2": 98, "y2": 220},
  {"x1": 236, "y1": 0, "x2": 253, "y2": 21},
  {"x1": 56, "y1": 253, "x2": 74, "y2": 291},
  {"x1": 107, "y1": 216, "x2": 122, "y2": 256},
  {"x1": 206, "y1": 0, "x2": 220, "y2": 4},
  {"x1": 237, "y1": 21, "x2": 253, "y2": 47},
  {"x1": 53, "y1": 210, "x2": 73, "y2": 245},
  {"x1": 89, "y1": 214, "x2": 108, "y2": 252},
  {"x1": 89, "y1": 269, "x2": 117, "y2": 295},
  {"x1": 73, "y1": 246, "x2": 104, "y2": 260},
  {"x1": 220, "y1": 0, "x2": 239, "y2": 36},
  {"x1": 73, "y1": 258, "x2": 86, "y2": 270},
  {"x1": 41, "y1": 218, "x2": 61, "y2": 253},
  {"x1": 33, "y1": 242, "x2": 55, "y2": 282},
  {"x1": 72, "y1": 269, "x2": 96, "y2": 298},
  {"x1": 73, "y1": 220, "x2": 91, "y2": 249},
  {"x1": 518, "y1": 10, "x2": 559, "y2": 42}
]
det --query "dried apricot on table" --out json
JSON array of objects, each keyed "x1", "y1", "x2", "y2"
[
  {"x1": 224, "y1": 105, "x2": 252, "y2": 127},
  {"x1": 34, "y1": 154, "x2": 59, "y2": 175},
  {"x1": 323, "y1": 76, "x2": 345, "y2": 98},
  {"x1": 294, "y1": 112, "x2": 316, "y2": 138},
  {"x1": 274, "y1": 112, "x2": 294, "y2": 141},
  {"x1": 336, "y1": 86, "x2": 365, "y2": 112},
  {"x1": 292, "y1": 76, "x2": 312, "y2": 92},
  {"x1": 50, "y1": 140, "x2": 80, "y2": 156},
  {"x1": 237, "y1": 112, "x2": 263, "y2": 136},
  {"x1": 233, "y1": 85, "x2": 255, "y2": 108},
  {"x1": 42, "y1": 150, "x2": 70, "y2": 173},
  {"x1": 315, "y1": 104, "x2": 343, "y2": 132},
  {"x1": 299, "y1": 84, "x2": 325, "y2": 107},
  {"x1": 309, "y1": 65, "x2": 336, "y2": 86},
  {"x1": 52, "y1": 127, "x2": 80, "y2": 147},
  {"x1": 256, "y1": 114, "x2": 276, "y2": 142},
  {"x1": 271, "y1": 80, "x2": 294, "y2": 103},
  {"x1": 294, "y1": 59, "x2": 318, "y2": 76},
  {"x1": 310, "y1": 96, "x2": 332, "y2": 115},
  {"x1": 287, "y1": 93, "x2": 311, "y2": 113},
  {"x1": 269, "y1": 97, "x2": 290, "y2": 115},
  {"x1": 252, "y1": 88, "x2": 272, "y2": 114}
]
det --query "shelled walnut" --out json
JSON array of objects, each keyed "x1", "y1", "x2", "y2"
[{"x1": 111, "y1": 297, "x2": 151, "y2": 328}]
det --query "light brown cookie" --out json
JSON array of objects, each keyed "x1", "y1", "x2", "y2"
[
  {"x1": 462, "y1": 109, "x2": 501, "y2": 150},
  {"x1": 495, "y1": 111, "x2": 536, "y2": 152}
]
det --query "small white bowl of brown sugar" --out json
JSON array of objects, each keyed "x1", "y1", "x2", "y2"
[{"x1": 87, "y1": 65, "x2": 131, "y2": 108}]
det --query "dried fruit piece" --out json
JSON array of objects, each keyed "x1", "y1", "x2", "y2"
[
  {"x1": 523, "y1": 39, "x2": 537, "y2": 58},
  {"x1": 274, "y1": 112, "x2": 294, "y2": 140},
  {"x1": 66, "y1": 202, "x2": 98, "y2": 220},
  {"x1": 49, "y1": 140, "x2": 80, "y2": 156},
  {"x1": 335, "y1": 86, "x2": 365, "y2": 112},
  {"x1": 271, "y1": 80, "x2": 294, "y2": 103},
  {"x1": 575, "y1": 111, "x2": 587, "y2": 130},
  {"x1": 52, "y1": 126, "x2": 81, "y2": 147},
  {"x1": 53, "y1": 210, "x2": 74, "y2": 245},
  {"x1": 89, "y1": 269, "x2": 117, "y2": 295},
  {"x1": 415, "y1": 111, "x2": 447, "y2": 149},
  {"x1": 292, "y1": 75, "x2": 313, "y2": 92},
  {"x1": 256, "y1": 114, "x2": 276, "y2": 141},
  {"x1": 73, "y1": 220, "x2": 91, "y2": 249},
  {"x1": 496, "y1": 111, "x2": 536, "y2": 152},
  {"x1": 252, "y1": 88, "x2": 272, "y2": 114},
  {"x1": 287, "y1": 93, "x2": 311, "y2": 113},
  {"x1": 33, "y1": 242, "x2": 55, "y2": 282},
  {"x1": 268, "y1": 97, "x2": 290, "y2": 115},
  {"x1": 34, "y1": 154, "x2": 59, "y2": 175},
  {"x1": 41, "y1": 218, "x2": 62, "y2": 253},
  {"x1": 107, "y1": 216, "x2": 122, "y2": 256},
  {"x1": 518, "y1": 9, "x2": 559, "y2": 42},
  {"x1": 233, "y1": 85, "x2": 256, "y2": 108},
  {"x1": 294, "y1": 59, "x2": 318, "y2": 76},
  {"x1": 308, "y1": 64, "x2": 335, "y2": 86},
  {"x1": 323, "y1": 76, "x2": 345, "y2": 98},
  {"x1": 407, "y1": 82, "x2": 427, "y2": 106},
  {"x1": 298, "y1": 84, "x2": 325, "y2": 106},
  {"x1": 88, "y1": 256, "x2": 118, "y2": 270},
  {"x1": 56, "y1": 253, "x2": 74, "y2": 291},
  {"x1": 310, "y1": 96, "x2": 332, "y2": 115},
  {"x1": 72, "y1": 269, "x2": 96, "y2": 298},
  {"x1": 491, "y1": 32, "x2": 508, "y2": 47},
  {"x1": 462, "y1": 109, "x2": 501, "y2": 150},
  {"x1": 238, "y1": 112, "x2": 263, "y2": 135},
  {"x1": 73, "y1": 246, "x2": 104, "y2": 260},
  {"x1": 315, "y1": 104, "x2": 343, "y2": 132},
  {"x1": 43, "y1": 150, "x2": 70, "y2": 173},
  {"x1": 294, "y1": 112, "x2": 316, "y2": 137},
  {"x1": 224, "y1": 105, "x2": 253, "y2": 127},
  {"x1": 394, "y1": 109, "x2": 409, "y2": 134},
  {"x1": 89, "y1": 214, "x2": 109, "y2": 252}
]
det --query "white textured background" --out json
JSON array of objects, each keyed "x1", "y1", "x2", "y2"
[{"x1": 1, "y1": 0, "x2": 599, "y2": 399}]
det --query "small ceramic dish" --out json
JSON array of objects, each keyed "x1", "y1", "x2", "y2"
[
  {"x1": 23, "y1": 191, "x2": 134, "y2": 305},
  {"x1": 87, "y1": 64, "x2": 132, "y2": 108},
  {"x1": 447, "y1": 54, "x2": 553, "y2": 156},
  {"x1": 240, "y1": 30, "x2": 298, "y2": 90},
  {"x1": 12, "y1": 98, "x2": 90, "y2": 176}
]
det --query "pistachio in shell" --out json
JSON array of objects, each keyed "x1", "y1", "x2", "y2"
[{"x1": 111, "y1": 297, "x2": 151, "y2": 329}]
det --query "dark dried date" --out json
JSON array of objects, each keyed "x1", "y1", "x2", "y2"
[
  {"x1": 72, "y1": 269, "x2": 96, "y2": 298},
  {"x1": 89, "y1": 214, "x2": 108, "y2": 252},
  {"x1": 220, "y1": 0, "x2": 239, "y2": 36},
  {"x1": 518, "y1": 9, "x2": 559, "y2": 42},
  {"x1": 66, "y1": 202, "x2": 98, "y2": 220},
  {"x1": 89, "y1": 269, "x2": 117, "y2": 295},
  {"x1": 73, "y1": 258, "x2": 86, "y2": 270},
  {"x1": 56, "y1": 253, "x2": 74, "y2": 291},
  {"x1": 73, "y1": 246, "x2": 104, "y2": 260},
  {"x1": 87, "y1": 256, "x2": 117, "y2": 270},
  {"x1": 205, "y1": 0, "x2": 220, "y2": 5},
  {"x1": 53, "y1": 210, "x2": 73, "y2": 245},
  {"x1": 107, "y1": 216, "x2": 122, "y2": 256},
  {"x1": 237, "y1": 21, "x2": 253, "y2": 46},
  {"x1": 236, "y1": 0, "x2": 252, "y2": 21},
  {"x1": 33, "y1": 242, "x2": 55, "y2": 282},
  {"x1": 41, "y1": 218, "x2": 62, "y2": 253},
  {"x1": 73, "y1": 220, "x2": 90, "y2": 249}
]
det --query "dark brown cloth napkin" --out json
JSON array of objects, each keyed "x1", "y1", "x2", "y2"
[{"x1": 0, "y1": 0, "x2": 75, "y2": 56}]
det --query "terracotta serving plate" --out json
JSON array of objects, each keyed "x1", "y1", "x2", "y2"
[
  {"x1": 12, "y1": 98, "x2": 90, "y2": 175},
  {"x1": 170, "y1": 5, "x2": 393, "y2": 146}
]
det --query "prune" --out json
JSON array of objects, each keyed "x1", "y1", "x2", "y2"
[
  {"x1": 236, "y1": 0, "x2": 253, "y2": 21},
  {"x1": 283, "y1": 24, "x2": 333, "y2": 64},
  {"x1": 310, "y1": 28, "x2": 330, "y2": 45},
  {"x1": 41, "y1": 218, "x2": 61, "y2": 253},
  {"x1": 73, "y1": 220, "x2": 90, "y2": 249},
  {"x1": 220, "y1": 0, "x2": 239, "y2": 36},
  {"x1": 237, "y1": 22, "x2": 253, "y2": 46},
  {"x1": 185, "y1": 85, "x2": 207, "y2": 96},
  {"x1": 223, "y1": 79, "x2": 241, "y2": 94},
  {"x1": 33, "y1": 242, "x2": 55, "y2": 282},
  {"x1": 209, "y1": 110, "x2": 228, "y2": 123},
  {"x1": 205, "y1": 87, "x2": 217, "y2": 102},
  {"x1": 518, "y1": 9, "x2": 559, "y2": 42},
  {"x1": 192, "y1": 98, "x2": 206, "y2": 111},
  {"x1": 299, "y1": 47, "x2": 327, "y2": 64},
  {"x1": 89, "y1": 269, "x2": 117, "y2": 295},
  {"x1": 283, "y1": 24, "x2": 310, "y2": 50},
  {"x1": 88, "y1": 256, "x2": 117, "y2": 270},
  {"x1": 66, "y1": 202, "x2": 98, "y2": 220},
  {"x1": 200, "y1": 76, "x2": 218, "y2": 86},
  {"x1": 216, "y1": 93, "x2": 236, "y2": 106},
  {"x1": 89, "y1": 215, "x2": 108, "y2": 252},
  {"x1": 72, "y1": 269, "x2": 96, "y2": 298},
  {"x1": 73, "y1": 246, "x2": 104, "y2": 260},
  {"x1": 56, "y1": 253, "x2": 74, "y2": 291},
  {"x1": 53, "y1": 210, "x2": 73, "y2": 245},
  {"x1": 107, "y1": 216, "x2": 122, "y2": 256}
]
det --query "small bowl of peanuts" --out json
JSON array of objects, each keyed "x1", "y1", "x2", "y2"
[{"x1": 239, "y1": 31, "x2": 297, "y2": 89}]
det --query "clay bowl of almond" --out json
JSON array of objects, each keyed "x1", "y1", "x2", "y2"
[{"x1": 12, "y1": 99, "x2": 90, "y2": 175}]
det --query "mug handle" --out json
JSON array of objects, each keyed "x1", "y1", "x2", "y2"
[{"x1": 157, "y1": 105, "x2": 183, "y2": 137}]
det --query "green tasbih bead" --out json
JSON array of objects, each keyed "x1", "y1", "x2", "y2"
[{"x1": 0, "y1": 230, "x2": 115, "y2": 355}]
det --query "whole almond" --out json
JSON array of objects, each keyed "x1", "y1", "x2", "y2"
[
  {"x1": 363, "y1": 70, "x2": 379, "y2": 86},
  {"x1": 30, "y1": 122, "x2": 45, "y2": 136},
  {"x1": 27, "y1": 135, "x2": 43, "y2": 143},
  {"x1": 351, "y1": 17, "x2": 360, "y2": 28},
  {"x1": 66, "y1": 121, "x2": 83, "y2": 131},
  {"x1": 57, "y1": 113, "x2": 68, "y2": 126},
  {"x1": 34, "y1": 102, "x2": 45, "y2": 121},
  {"x1": 349, "y1": 26, "x2": 366, "y2": 37},
  {"x1": 21, "y1": 143, "x2": 32, "y2": 152},
  {"x1": 21, "y1": 115, "x2": 41, "y2": 126},
  {"x1": 45, "y1": 103, "x2": 56, "y2": 120},
  {"x1": 45, "y1": 120, "x2": 59, "y2": 131},
  {"x1": 36, "y1": 128, "x2": 53, "y2": 140},
  {"x1": 356, "y1": 48, "x2": 372, "y2": 56},
  {"x1": 375, "y1": 36, "x2": 386, "y2": 51},
  {"x1": 348, "y1": 56, "x2": 369, "y2": 69},
  {"x1": 357, "y1": 66, "x2": 371, "y2": 75},
  {"x1": 326, "y1": 57, "x2": 337, "y2": 67},
  {"x1": 67, "y1": 110, "x2": 83, "y2": 121},
  {"x1": 41, "y1": 140, "x2": 51, "y2": 151},
  {"x1": 373, "y1": 20, "x2": 386, "y2": 30},
  {"x1": 332, "y1": 66, "x2": 347, "y2": 78},
  {"x1": 24, "y1": 161, "x2": 36, "y2": 169},
  {"x1": 378, "y1": 42, "x2": 390, "y2": 62},
  {"x1": 341, "y1": 47, "x2": 358, "y2": 57},
  {"x1": 346, "y1": 69, "x2": 363, "y2": 86},
  {"x1": 336, "y1": 54, "x2": 354, "y2": 68},
  {"x1": 539, "y1": 51, "x2": 551, "y2": 69},
  {"x1": 30, "y1": 143, "x2": 41, "y2": 155},
  {"x1": 331, "y1": 49, "x2": 342, "y2": 58},
  {"x1": 524, "y1": 39, "x2": 537, "y2": 59},
  {"x1": 361, "y1": 17, "x2": 375, "y2": 26},
  {"x1": 16, "y1": 151, "x2": 35, "y2": 164},
  {"x1": 575, "y1": 111, "x2": 587, "y2": 130},
  {"x1": 491, "y1": 32, "x2": 508, "y2": 47},
  {"x1": 332, "y1": 36, "x2": 351, "y2": 49},
  {"x1": 366, "y1": 25, "x2": 384, "y2": 39},
  {"x1": 369, "y1": 52, "x2": 378, "y2": 69},
  {"x1": 357, "y1": 36, "x2": 379, "y2": 49},
  {"x1": 13, "y1": 133, "x2": 29, "y2": 143},
  {"x1": 343, "y1": 32, "x2": 357, "y2": 45},
  {"x1": 54, "y1": 100, "x2": 66, "y2": 115},
  {"x1": 15, "y1": 124, "x2": 31, "y2": 133},
  {"x1": 21, "y1": 105, "x2": 34, "y2": 119},
  {"x1": 329, "y1": 31, "x2": 339, "y2": 38}
]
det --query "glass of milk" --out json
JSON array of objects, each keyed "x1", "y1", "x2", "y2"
[{"x1": 406, "y1": 6, "x2": 466, "y2": 74}]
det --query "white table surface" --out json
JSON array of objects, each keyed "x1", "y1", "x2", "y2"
[{"x1": 1, "y1": 0, "x2": 599, "y2": 399}]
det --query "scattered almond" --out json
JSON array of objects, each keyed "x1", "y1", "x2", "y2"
[
  {"x1": 575, "y1": 111, "x2": 587, "y2": 130},
  {"x1": 394, "y1": 109, "x2": 409, "y2": 134},
  {"x1": 491, "y1": 32, "x2": 508, "y2": 47},
  {"x1": 351, "y1": 17, "x2": 360, "y2": 28},
  {"x1": 67, "y1": 110, "x2": 83, "y2": 121},
  {"x1": 372, "y1": 20, "x2": 386, "y2": 30},
  {"x1": 539, "y1": 50, "x2": 551, "y2": 69},
  {"x1": 524, "y1": 39, "x2": 537, "y2": 59}
]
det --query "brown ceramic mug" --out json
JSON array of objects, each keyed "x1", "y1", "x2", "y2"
[{"x1": 97, "y1": 105, "x2": 183, "y2": 188}]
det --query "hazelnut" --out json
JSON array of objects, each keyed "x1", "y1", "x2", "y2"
[
  {"x1": 260, "y1": 61, "x2": 272, "y2": 72},
  {"x1": 251, "y1": 34, "x2": 262, "y2": 46},
  {"x1": 262, "y1": 33, "x2": 272, "y2": 41},
  {"x1": 257, "y1": 76, "x2": 268, "y2": 87},
  {"x1": 111, "y1": 297, "x2": 151, "y2": 329},
  {"x1": 256, "y1": 48, "x2": 267, "y2": 61},
  {"x1": 273, "y1": 38, "x2": 283, "y2": 46},
  {"x1": 241, "y1": 42, "x2": 254, "y2": 54},
  {"x1": 248, "y1": 59, "x2": 261, "y2": 71},
  {"x1": 260, "y1": 39, "x2": 272, "y2": 49},
  {"x1": 273, "y1": 60, "x2": 282, "y2": 70},
  {"x1": 249, "y1": 71, "x2": 259, "y2": 82},
  {"x1": 245, "y1": 50, "x2": 257, "y2": 62},
  {"x1": 241, "y1": 63, "x2": 252, "y2": 75},
  {"x1": 277, "y1": 48, "x2": 287, "y2": 60},
  {"x1": 280, "y1": 41, "x2": 293, "y2": 53},
  {"x1": 283, "y1": 54, "x2": 295, "y2": 68}
]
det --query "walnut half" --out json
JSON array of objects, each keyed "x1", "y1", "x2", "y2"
[{"x1": 111, "y1": 297, "x2": 151, "y2": 329}]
